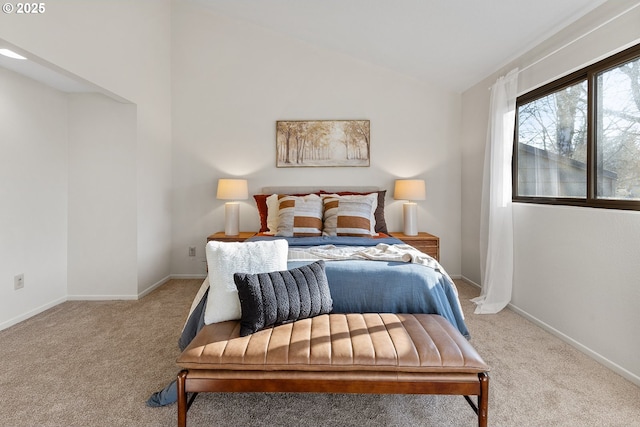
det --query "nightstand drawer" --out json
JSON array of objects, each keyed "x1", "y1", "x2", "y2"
[
  {"x1": 410, "y1": 243, "x2": 439, "y2": 259},
  {"x1": 389, "y1": 232, "x2": 440, "y2": 262}
]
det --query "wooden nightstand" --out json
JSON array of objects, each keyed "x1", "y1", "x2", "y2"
[
  {"x1": 207, "y1": 231, "x2": 256, "y2": 243},
  {"x1": 389, "y1": 231, "x2": 440, "y2": 261}
]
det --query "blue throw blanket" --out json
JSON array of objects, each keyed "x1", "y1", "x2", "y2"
[{"x1": 147, "y1": 235, "x2": 468, "y2": 407}]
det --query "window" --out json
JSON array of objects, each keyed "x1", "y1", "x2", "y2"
[{"x1": 514, "y1": 43, "x2": 640, "y2": 210}]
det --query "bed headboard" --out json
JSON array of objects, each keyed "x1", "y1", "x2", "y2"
[{"x1": 261, "y1": 185, "x2": 380, "y2": 194}]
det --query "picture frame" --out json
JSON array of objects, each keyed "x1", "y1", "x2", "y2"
[{"x1": 276, "y1": 120, "x2": 370, "y2": 167}]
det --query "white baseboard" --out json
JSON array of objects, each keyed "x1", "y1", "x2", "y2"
[
  {"x1": 137, "y1": 275, "x2": 172, "y2": 299},
  {"x1": 67, "y1": 294, "x2": 139, "y2": 301},
  {"x1": 170, "y1": 274, "x2": 207, "y2": 280},
  {"x1": 460, "y1": 275, "x2": 481, "y2": 288},
  {"x1": 508, "y1": 303, "x2": 640, "y2": 387},
  {"x1": 67, "y1": 274, "x2": 199, "y2": 300},
  {"x1": 0, "y1": 296, "x2": 67, "y2": 331},
  {"x1": 458, "y1": 275, "x2": 639, "y2": 386},
  {"x1": 0, "y1": 275, "x2": 196, "y2": 331}
]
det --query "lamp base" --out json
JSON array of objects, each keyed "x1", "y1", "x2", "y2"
[
  {"x1": 403, "y1": 202, "x2": 418, "y2": 236},
  {"x1": 224, "y1": 202, "x2": 240, "y2": 236}
]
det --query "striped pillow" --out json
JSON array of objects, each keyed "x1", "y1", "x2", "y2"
[
  {"x1": 275, "y1": 194, "x2": 323, "y2": 237},
  {"x1": 322, "y1": 193, "x2": 378, "y2": 237}
]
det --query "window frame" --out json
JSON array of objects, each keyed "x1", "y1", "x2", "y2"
[{"x1": 513, "y1": 42, "x2": 640, "y2": 211}]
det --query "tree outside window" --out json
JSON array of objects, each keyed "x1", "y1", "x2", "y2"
[{"x1": 513, "y1": 43, "x2": 640, "y2": 210}]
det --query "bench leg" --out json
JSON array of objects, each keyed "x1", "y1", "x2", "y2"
[
  {"x1": 478, "y1": 372, "x2": 489, "y2": 427},
  {"x1": 177, "y1": 370, "x2": 188, "y2": 427}
]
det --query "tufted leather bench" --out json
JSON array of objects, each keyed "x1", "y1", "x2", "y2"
[{"x1": 176, "y1": 313, "x2": 489, "y2": 427}]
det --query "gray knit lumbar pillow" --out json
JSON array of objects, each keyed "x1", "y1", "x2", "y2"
[{"x1": 234, "y1": 260, "x2": 333, "y2": 336}]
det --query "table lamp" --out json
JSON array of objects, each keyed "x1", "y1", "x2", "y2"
[
  {"x1": 394, "y1": 179, "x2": 426, "y2": 236},
  {"x1": 217, "y1": 178, "x2": 248, "y2": 236}
]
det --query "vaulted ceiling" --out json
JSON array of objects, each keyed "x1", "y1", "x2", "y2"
[{"x1": 194, "y1": 0, "x2": 607, "y2": 92}]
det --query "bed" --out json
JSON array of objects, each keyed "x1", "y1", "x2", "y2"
[{"x1": 147, "y1": 186, "x2": 468, "y2": 407}]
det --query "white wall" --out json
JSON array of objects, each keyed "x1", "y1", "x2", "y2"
[
  {"x1": 0, "y1": 0, "x2": 173, "y2": 296},
  {"x1": 67, "y1": 94, "x2": 138, "y2": 299},
  {"x1": 0, "y1": 68, "x2": 68, "y2": 329},
  {"x1": 170, "y1": 1, "x2": 462, "y2": 277},
  {"x1": 461, "y1": 0, "x2": 640, "y2": 384},
  {"x1": 460, "y1": 78, "x2": 490, "y2": 286}
]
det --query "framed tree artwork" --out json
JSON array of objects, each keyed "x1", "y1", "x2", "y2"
[{"x1": 276, "y1": 120, "x2": 370, "y2": 167}]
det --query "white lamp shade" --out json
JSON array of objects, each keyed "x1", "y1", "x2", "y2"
[
  {"x1": 217, "y1": 179, "x2": 248, "y2": 200},
  {"x1": 393, "y1": 179, "x2": 426, "y2": 201}
]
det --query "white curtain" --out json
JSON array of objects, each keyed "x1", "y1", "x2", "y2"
[{"x1": 472, "y1": 68, "x2": 519, "y2": 314}]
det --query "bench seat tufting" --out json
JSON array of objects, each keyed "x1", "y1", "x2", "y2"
[{"x1": 176, "y1": 313, "x2": 489, "y2": 427}]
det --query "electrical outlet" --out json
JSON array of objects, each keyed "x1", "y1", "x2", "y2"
[
  {"x1": 14, "y1": 274, "x2": 24, "y2": 290},
  {"x1": 188, "y1": 246, "x2": 196, "y2": 257}
]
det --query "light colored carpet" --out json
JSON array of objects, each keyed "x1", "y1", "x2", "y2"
[{"x1": 0, "y1": 278, "x2": 638, "y2": 427}]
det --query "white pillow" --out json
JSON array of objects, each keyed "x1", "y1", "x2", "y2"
[
  {"x1": 265, "y1": 194, "x2": 279, "y2": 234},
  {"x1": 204, "y1": 239, "x2": 288, "y2": 324}
]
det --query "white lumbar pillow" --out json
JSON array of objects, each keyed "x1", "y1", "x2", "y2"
[{"x1": 204, "y1": 239, "x2": 288, "y2": 325}]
